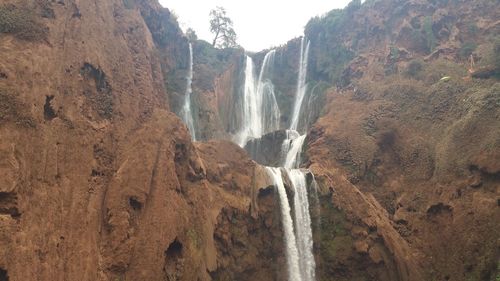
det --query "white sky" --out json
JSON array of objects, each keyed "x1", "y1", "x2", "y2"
[{"x1": 159, "y1": 0, "x2": 351, "y2": 52}]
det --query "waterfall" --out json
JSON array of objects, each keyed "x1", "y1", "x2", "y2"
[
  {"x1": 280, "y1": 130, "x2": 300, "y2": 166},
  {"x1": 180, "y1": 43, "x2": 196, "y2": 141},
  {"x1": 270, "y1": 129, "x2": 315, "y2": 281},
  {"x1": 236, "y1": 56, "x2": 259, "y2": 146},
  {"x1": 281, "y1": 41, "x2": 315, "y2": 272},
  {"x1": 289, "y1": 37, "x2": 310, "y2": 132},
  {"x1": 286, "y1": 169, "x2": 316, "y2": 281},
  {"x1": 257, "y1": 50, "x2": 280, "y2": 134},
  {"x1": 266, "y1": 166, "x2": 316, "y2": 281},
  {"x1": 236, "y1": 52, "x2": 280, "y2": 147},
  {"x1": 266, "y1": 167, "x2": 302, "y2": 281},
  {"x1": 232, "y1": 40, "x2": 315, "y2": 281},
  {"x1": 282, "y1": 132, "x2": 307, "y2": 169}
]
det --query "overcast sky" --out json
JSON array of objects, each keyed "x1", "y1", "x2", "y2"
[{"x1": 158, "y1": 0, "x2": 351, "y2": 52}]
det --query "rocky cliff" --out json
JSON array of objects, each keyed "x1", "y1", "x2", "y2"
[
  {"x1": 302, "y1": 0, "x2": 500, "y2": 280},
  {"x1": 0, "y1": 0, "x2": 499, "y2": 280},
  {"x1": 0, "y1": 0, "x2": 281, "y2": 280}
]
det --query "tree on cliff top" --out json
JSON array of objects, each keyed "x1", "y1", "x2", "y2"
[{"x1": 209, "y1": 6, "x2": 237, "y2": 48}]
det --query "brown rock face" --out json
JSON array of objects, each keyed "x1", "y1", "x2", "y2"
[
  {"x1": 0, "y1": 1, "x2": 283, "y2": 280},
  {"x1": 1, "y1": 0, "x2": 499, "y2": 280},
  {"x1": 307, "y1": 78, "x2": 500, "y2": 280}
]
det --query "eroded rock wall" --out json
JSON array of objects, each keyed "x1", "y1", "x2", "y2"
[{"x1": 0, "y1": 1, "x2": 283, "y2": 280}]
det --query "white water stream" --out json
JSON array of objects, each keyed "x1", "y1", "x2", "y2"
[
  {"x1": 236, "y1": 51, "x2": 280, "y2": 147},
  {"x1": 289, "y1": 37, "x2": 310, "y2": 132},
  {"x1": 180, "y1": 43, "x2": 196, "y2": 140},
  {"x1": 266, "y1": 167, "x2": 302, "y2": 281},
  {"x1": 180, "y1": 42, "x2": 315, "y2": 280}
]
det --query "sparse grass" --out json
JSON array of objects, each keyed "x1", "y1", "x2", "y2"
[
  {"x1": 187, "y1": 228, "x2": 201, "y2": 249},
  {"x1": 0, "y1": 87, "x2": 35, "y2": 128},
  {"x1": 0, "y1": 5, "x2": 48, "y2": 41},
  {"x1": 403, "y1": 59, "x2": 467, "y2": 83},
  {"x1": 80, "y1": 63, "x2": 114, "y2": 119}
]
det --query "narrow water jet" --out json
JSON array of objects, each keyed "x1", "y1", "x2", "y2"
[
  {"x1": 289, "y1": 37, "x2": 310, "y2": 132},
  {"x1": 180, "y1": 43, "x2": 196, "y2": 140}
]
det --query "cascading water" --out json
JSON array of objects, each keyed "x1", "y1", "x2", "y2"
[
  {"x1": 283, "y1": 132, "x2": 307, "y2": 169},
  {"x1": 236, "y1": 56, "x2": 259, "y2": 146},
  {"x1": 180, "y1": 43, "x2": 196, "y2": 141},
  {"x1": 281, "y1": 37, "x2": 311, "y2": 169},
  {"x1": 258, "y1": 37, "x2": 315, "y2": 281},
  {"x1": 289, "y1": 37, "x2": 310, "y2": 132},
  {"x1": 286, "y1": 169, "x2": 316, "y2": 281},
  {"x1": 232, "y1": 39, "x2": 315, "y2": 281},
  {"x1": 236, "y1": 52, "x2": 280, "y2": 147},
  {"x1": 272, "y1": 36, "x2": 315, "y2": 281},
  {"x1": 266, "y1": 167, "x2": 302, "y2": 281},
  {"x1": 257, "y1": 50, "x2": 280, "y2": 135}
]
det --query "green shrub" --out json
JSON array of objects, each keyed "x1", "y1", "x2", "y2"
[
  {"x1": 389, "y1": 46, "x2": 400, "y2": 60},
  {"x1": 468, "y1": 23, "x2": 478, "y2": 34},
  {"x1": 0, "y1": 5, "x2": 48, "y2": 41},
  {"x1": 406, "y1": 59, "x2": 424, "y2": 78},
  {"x1": 422, "y1": 59, "x2": 467, "y2": 84},
  {"x1": 459, "y1": 42, "x2": 477, "y2": 59},
  {"x1": 141, "y1": 7, "x2": 182, "y2": 47}
]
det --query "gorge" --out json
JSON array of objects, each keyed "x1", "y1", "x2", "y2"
[{"x1": 0, "y1": 0, "x2": 499, "y2": 281}]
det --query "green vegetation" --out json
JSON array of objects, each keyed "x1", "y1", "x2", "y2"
[
  {"x1": 459, "y1": 42, "x2": 477, "y2": 59},
  {"x1": 401, "y1": 59, "x2": 467, "y2": 83},
  {"x1": 405, "y1": 59, "x2": 424, "y2": 78},
  {"x1": 140, "y1": 6, "x2": 182, "y2": 48},
  {"x1": 318, "y1": 196, "x2": 351, "y2": 262},
  {"x1": 305, "y1": 6, "x2": 356, "y2": 86},
  {"x1": 468, "y1": 23, "x2": 478, "y2": 34},
  {"x1": 389, "y1": 46, "x2": 400, "y2": 60},
  {"x1": 0, "y1": 5, "x2": 48, "y2": 41}
]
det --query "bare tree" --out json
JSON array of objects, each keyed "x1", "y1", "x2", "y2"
[{"x1": 209, "y1": 6, "x2": 237, "y2": 48}]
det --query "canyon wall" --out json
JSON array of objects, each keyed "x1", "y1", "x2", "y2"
[
  {"x1": 0, "y1": 0, "x2": 283, "y2": 280},
  {"x1": 0, "y1": 0, "x2": 499, "y2": 280}
]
